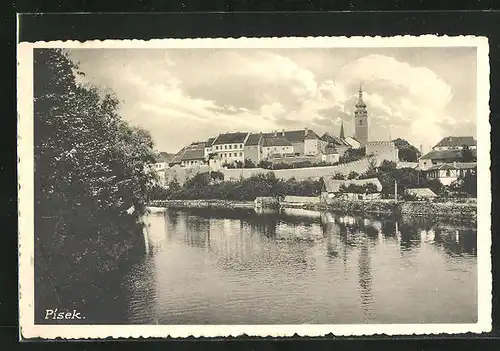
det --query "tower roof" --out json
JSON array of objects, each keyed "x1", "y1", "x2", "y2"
[
  {"x1": 355, "y1": 84, "x2": 366, "y2": 109},
  {"x1": 339, "y1": 121, "x2": 345, "y2": 139}
]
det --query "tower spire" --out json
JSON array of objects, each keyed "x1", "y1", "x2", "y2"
[
  {"x1": 340, "y1": 121, "x2": 345, "y2": 139},
  {"x1": 356, "y1": 83, "x2": 366, "y2": 108}
]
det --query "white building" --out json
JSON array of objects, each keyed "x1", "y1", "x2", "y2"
[
  {"x1": 211, "y1": 132, "x2": 250, "y2": 165},
  {"x1": 432, "y1": 136, "x2": 476, "y2": 151},
  {"x1": 261, "y1": 136, "x2": 294, "y2": 160},
  {"x1": 424, "y1": 162, "x2": 476, "y2": 186}
]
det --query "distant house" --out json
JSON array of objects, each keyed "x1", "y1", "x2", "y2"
[
  {"x1": 203, "y1": 137, "x2": 216, "y2": 159},
  {"x1": 304, "y1": 129, "x2": 323, "y2": 156},
  {"x1": 343, "y1": 136, "x2": 362, "y2": 149},
  {"x1": 211, "y1": 132, "x2": 250, "y2": 165},
  {"x1": 152, "y1": 152, "x2": 173, "y2": 186},
  {"x1": 322, "y1": 177, "x2": 383, "y2": 201},
  {"x1": 243, "y1": 133, "x2": 263, "y2": 164},
  {"x1": 405, "y1": 188, "x2": 437, "y2": 200},
  {"x1": 423, "y1": 162, "x2": 476, "y2": 186},
  {"x1": 180, "y1": 147, "x2": 205, "y2": 167},
  {"x1": 261, "y1": 136, "x2": 294, "y2": 160},
  {"x1": 321, "y1": 143, "x2": 340, "y2": 164},
  {"x1": 321, "y1": 132, "x2": 350, "y2": 156},
  {"x1": 418, "y1": 149, "x2": 477, "y2": 171},
  {"x1": 432, "y1": 136, "x2": 477, "y2": 151}
]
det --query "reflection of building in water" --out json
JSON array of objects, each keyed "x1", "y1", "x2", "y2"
[
  {"x1": 357, "y1": 236, "x2": 374, "y2": 320},
  {"x1": 432, "y1": 226, "x2": 477, "y2": 256}
]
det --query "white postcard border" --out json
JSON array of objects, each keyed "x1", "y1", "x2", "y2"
[{"x1": 18, "y1": 35, "x2": 491, "y2": 339}]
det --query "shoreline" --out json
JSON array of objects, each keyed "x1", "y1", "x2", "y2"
[{"x1": 148, "y1": 198, "x2": 477, "y2": 223}]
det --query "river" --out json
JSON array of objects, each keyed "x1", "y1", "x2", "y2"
[{"x1": 121, "y1": 207, "x2": 477, "y2": 324}]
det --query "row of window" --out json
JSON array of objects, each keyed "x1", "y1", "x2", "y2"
[
  {"x1": 221, "y1": 152, "x2": 243, "y2": 158},
  {"x1": 214, "y1": 144, "x2": 243, "y2": 150}
]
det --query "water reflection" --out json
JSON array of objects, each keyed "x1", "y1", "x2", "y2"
[{"x1": 124, "y1": 207, "x2": 477, "y2": 324}]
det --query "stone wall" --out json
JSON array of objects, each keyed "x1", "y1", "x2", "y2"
[
  {"x1": 400, "y1": 201, "x2": 476, "y2": 221},
  {"x1": 366, "y1": 141, "x2": 399, "y2": 165},
  {"x1": 149, "y1": 199, "x2": 254, "y2": 209}
]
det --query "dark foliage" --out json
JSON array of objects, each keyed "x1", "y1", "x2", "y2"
[
  {"x1": 393, "y1": 138, "x2": 421, "y2": 162},
  {"x1": 156, "y1": 172, "x2": 323, "y2": 201},
  {"x1": 339, "y1": 147, "x2": 366, "y2": 163},
  {"x1": 34, "y1": 49, "x2": 156, "y2": 314},
  {"x1": 461, "y1": 145, "x2": 476, "y2": 162}
]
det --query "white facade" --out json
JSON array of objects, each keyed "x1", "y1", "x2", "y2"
[
  {"x1": 262, "y1": 144, "x2": 294, "y2": 160},
  {"x1": 304, "y1": 139, "x2": 319, "y2": 155},
  {"x1": 213, "y1": 143, "x2": 245, "y2": 164},
  {"x1": 180, "y1": 159, "x2": 204, "y2": 167}
]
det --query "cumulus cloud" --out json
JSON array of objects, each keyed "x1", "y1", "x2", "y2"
[{"x1": 68, "y1": 48, "x2": 476, "y2": 152}]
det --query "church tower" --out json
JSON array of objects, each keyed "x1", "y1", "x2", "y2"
[
  {"x1": 339, "y1": 121, "x2": 345, "y2": 139},
  {"x1": 354, "y1": 84, "x2": 368, "y2": 145}
]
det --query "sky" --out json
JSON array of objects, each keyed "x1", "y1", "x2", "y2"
[{"x1": 68, "y1": 47, "x2": 477, "y2": 154}]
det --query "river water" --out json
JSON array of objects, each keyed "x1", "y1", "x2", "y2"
[{"x1": 122, "y1": 207, "x2": 477, "y2": 324}]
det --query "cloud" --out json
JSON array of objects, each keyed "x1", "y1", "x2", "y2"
[{"x1": 67, "y1": 49, "x2": 475, "y2": 152}]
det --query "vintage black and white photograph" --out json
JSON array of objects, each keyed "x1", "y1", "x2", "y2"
[{"x1": 18, "y1": 36, "x2": 491, "y2": 338}]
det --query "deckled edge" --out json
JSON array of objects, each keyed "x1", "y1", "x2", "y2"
[{"x1": 17, "y1": 35, "x2": 491, "y2": 340}]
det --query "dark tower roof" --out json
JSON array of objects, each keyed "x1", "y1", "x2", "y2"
[
  {"x1": 339, "y1": 121, "x2": 345, "y2": 139},
  {"x1": 355, "y1": 84, "x2": 366, "y2": 109}
]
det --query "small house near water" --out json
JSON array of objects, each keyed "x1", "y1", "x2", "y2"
[{"x1": 322, "y1": 177, "x2": 383, "y2": 201}]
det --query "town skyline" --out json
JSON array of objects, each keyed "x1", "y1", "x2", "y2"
[{"x1": 69, "y1": 47, "x2": 477, "y2": 154}]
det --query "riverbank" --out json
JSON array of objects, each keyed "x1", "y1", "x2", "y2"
[
  {"x1": 149, "y1": 199, "x2": 255, "y2": 210},
  {"x1": 148, "y1": 198, "x2": 477, "y2": 223}
]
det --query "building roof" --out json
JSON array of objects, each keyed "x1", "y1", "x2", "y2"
[
  {"x1": 405, "y1": 188, "x2": 437, "y2": 198},
  {"x1": 261, "y1": 136, "x2": 292, "y2": 147},
  {"x1": 244, "y1": 133, "x2": 262, "y2": 146},
  {"x1": 433, "y1": 136, "x2": 476, "y2": 149},
  {"x1": 205, "y1": 137, "x2": 215, "y2": 146},
  {"x1": 420, "y1": 149, "x2": 477, "y2": 160},
  {"x1": 212, "y1": 132, "x2": 249, "y2": 145},
  {"x1": 181, "y1": 147, "x2": 205, "y2": 161},
  {"x1": 323, "y1": 178, "x2": 382, "y2": 193},
  {"x1": 155, "y1": 152, "x2": 174, "y2": 163},
  {"x1": 425, "y1": 162, "x2": 477, "y2": 171},
  {"x1": 304, "y1": 130, "x2": 321, "y2": 140}
]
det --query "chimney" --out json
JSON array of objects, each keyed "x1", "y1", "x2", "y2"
[
  {"x1": 305, "y1": 127, "x2": 309, "y2": 136},
  {"x1": 282, "y1": 129, "x2": 285, "y2": 136}
]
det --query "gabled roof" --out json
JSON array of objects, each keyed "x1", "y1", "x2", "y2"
[
  {"x1": 433, "y1": 136, "x2": 476, "y2": 148},
  {"x1": 405, "y1": 188, "x2": 437, "y2": 197},
  {"x1": 304, "y1": 130, "x2": 321, "y2": 140},
  {"x1": 261, "y1": 136, "x2": 292, "y2": 147},
  {"x1": 244, "y1": 133, "x2": 262, "y2": 146},
  {"x1": 155, "y1": 152, "x2": 174, "y2": 163},
  {"x1": 212, "y1": 132, "x2": 249, "y2": 145},
  {"x1": 181, "y1": 148, "x2": 205, "y2": 161},
  {"x1": 323, "y1": 178, "x2": 382, "y2": 193},
  {"x1": 420, "y1": 149, "x2": 477, "y2": 160},
  {"x1": 425, "y1": 162, "x2": 477, "y2": 171}
]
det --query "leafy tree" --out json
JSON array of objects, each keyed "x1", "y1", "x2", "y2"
[
  {"x1": 339, "y1": 147, "x2": 366, "y2": 163},
  {"x1": 461, "y1": 145, "x2": 475, "y2": 162},
  {"x1": 393, "y1": 138, "x2": 421, "y2": 162},
  {"x1": 347, "y1": 171, "x2": 359, "y2": 180},
  {"x1": 331, "y1": 172, "x2": 345, "y2": 180},
  {"x1": 244, "y1": 158, "x2": 256, "y2": 168},
  {"x1": 258, "y1": 160, "x2": 273, "y2": 169},
  {"x1": 34, "y1": 49, "x2": 157, "y2": 315}
]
